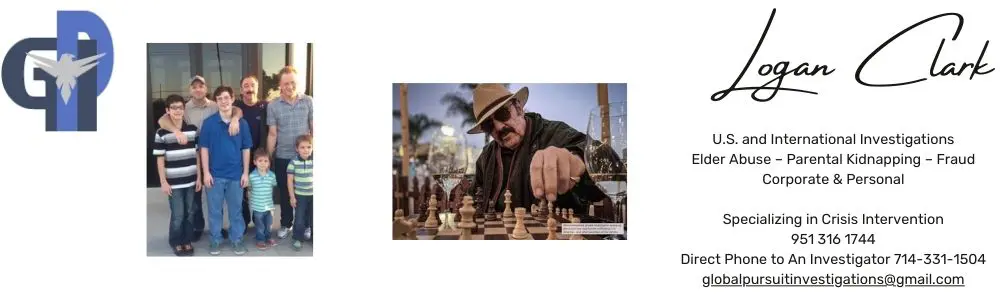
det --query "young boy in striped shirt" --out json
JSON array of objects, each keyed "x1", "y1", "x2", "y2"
[
  {"x1": 289, "y1": 134, "x2": 314, "y2": 251},
  {"x1": 249, "y1": 149, "x2": 278, "y2": 250},
  {"x1": 153, "y1": 95, "x2": 201, "y2": 256}
]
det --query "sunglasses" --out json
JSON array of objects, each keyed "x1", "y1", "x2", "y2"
[{"x1": 479, "y1": 102, "x2": 514, "y2": 133}]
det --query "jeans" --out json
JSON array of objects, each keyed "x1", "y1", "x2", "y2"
[
  {"x1": 207, "y1": 177, "x2": 245, "y2": 244},
  {"x1": 192, "y1": 188, "x2": 205, "y2": 237},
  {"x1": 292, "y1": 195, "x2": 313, "y2": 241},
  {"x1": 253, "y1": 210, "x2": 272, "y2": 241},
  {"x1": 167, "y1": 187, "x2": 195, "y2": 247},
  {"x1": 275, "y1": 158, "x2": 294, "y2": 228}
]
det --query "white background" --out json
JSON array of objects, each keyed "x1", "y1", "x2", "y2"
[{"x1": 0, "y1": 0, "x2": 997, "y2": 299}]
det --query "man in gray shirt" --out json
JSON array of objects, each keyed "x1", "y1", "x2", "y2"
[{"x1": 267, "y1": 66, "x2": 313, "y2": 239}]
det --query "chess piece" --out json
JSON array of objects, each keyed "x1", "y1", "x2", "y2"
[
  {"x1": 392, "y1": 219, "x2": 409, "y2": 240},
  {"x1": 547, "y1": 199, "x2": 555, "y2": 219},
  {"x1": 474, "y1": 187, "x2": 484, "y2": 218},
  {"x1": 485, "y1": 193, "x2": 497, "y2": 221},
  {"x1": 561, "y1": 208, "x2": 567, "y2": 219},
  {"x1": 569, "y1": 217, "x2": 585, "y2": 240},
  {"x1": 394, "y1": 209, "x2": 404, "y2": 221},
  {"x1": 502, "y1": 189, "x2": 514, "y2": 221},
  {"x1": 539, "y1": 198, "x2": 548, "y2": 217},
  {"x1": 511, "y1": 208, "x2": 530, "y2": 240},
  {"x1": 459, "y1": 196, "x2": 476, "y2": 240},
  {"x1": 546, "y1": 198, "x2": 558, "y2": 239},
  {"x1": 486, "y1": 205, "x2": 497, "y2": 221},
  {"x1": 530, "y1": 204, "x2": 538, "y2": 217},
  {"x1": 546, "y1": 215, "x2": 558, "y2": 240},
  {"x1": 424, "y1": 194, "x2": 439, "y2": 228},
  {"x1": 393, "y1": 209, "x2": 419, "y2": 240},
  {"x1": 568, "y1": 208, "x2": 574, "y2": 221},
  {"x1": 407, "y1": 218, "x2": 418, "y2": 239}
]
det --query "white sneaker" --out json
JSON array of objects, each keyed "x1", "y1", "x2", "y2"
[
  {"x1": 304, "y1": 227, "x2": 312, "y2": 240},
  {"x1": 278, "y1": 226, "x2": 291, "y2": 239}
]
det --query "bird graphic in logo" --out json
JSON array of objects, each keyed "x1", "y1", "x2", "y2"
[{"x1": 25, "y1": 52, "x2": 105, "y2": 104}]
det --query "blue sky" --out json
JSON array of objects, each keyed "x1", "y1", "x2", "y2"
[{"x1": 392, "y1": 83, "x2": 627, "y2": 148}]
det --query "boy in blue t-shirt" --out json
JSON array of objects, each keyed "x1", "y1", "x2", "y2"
[{"x1": 199, "y1": 86, "x2": 253, "y2": 256}]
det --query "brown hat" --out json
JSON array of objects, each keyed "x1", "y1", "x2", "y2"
[{"x1": 467, "y1": 84, "x2": 529, "y2": 134}]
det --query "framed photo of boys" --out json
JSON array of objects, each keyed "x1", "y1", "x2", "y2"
[{"x1": 146, "y1": 43, "x2": 315, "y2": 256}]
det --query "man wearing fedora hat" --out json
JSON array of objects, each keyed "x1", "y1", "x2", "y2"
[{"x1": 468, "y1": 84, "x2": 609, "y2": 215}]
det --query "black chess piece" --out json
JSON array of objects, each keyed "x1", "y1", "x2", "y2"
[
  {"x1": 474, "y1": 187, "x2": 484, "y2": 217},
  {"x1": 484, "y1": 188, "x2": 497, "y2": 221}
]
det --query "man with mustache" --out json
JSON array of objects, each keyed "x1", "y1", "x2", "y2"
[
  {"x1": 467, "y1": 84, "x2": 608, "y2": 217},
  {"x1": 234, "y1": 75, "x2": 268, "y2": 233}
]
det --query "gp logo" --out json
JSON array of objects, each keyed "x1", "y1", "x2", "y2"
[{"x1": 2, "y1": 11, "x2": 114, "y2": 131}]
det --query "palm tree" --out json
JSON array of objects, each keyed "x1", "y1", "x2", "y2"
[
  {"x1": 393, "y1": 110, "x2": 443, "y2": 146},
  {"x1": 441, "y1": 83, "x2": 509, "y2": 145}
]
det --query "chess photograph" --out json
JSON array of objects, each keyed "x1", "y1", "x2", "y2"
[
  {"x1": 145, "y1": 43, "x2": 315, "y2": 256},
  {"x1": 392, "y1": 83, "x2": 627, "y2": 240}
]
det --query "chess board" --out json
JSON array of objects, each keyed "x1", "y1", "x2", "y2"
[{"x1": 412, "y1": 212, "x2": 603, "y2": 240}]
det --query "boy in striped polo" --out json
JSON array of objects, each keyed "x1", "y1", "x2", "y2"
[
  {"x1": 249, "y1": 149, "x2": 278, "y2": 250},
  {"x1": 288, "y1": 134, "x2": 313, "y2": 250},
  {"x1": 153, "y1": 95, "x2": 201, "y2": 256}
]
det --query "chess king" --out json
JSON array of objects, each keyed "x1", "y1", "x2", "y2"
[{"x1": 467, "y1": 84, "x2": 613, "y2": 215}]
